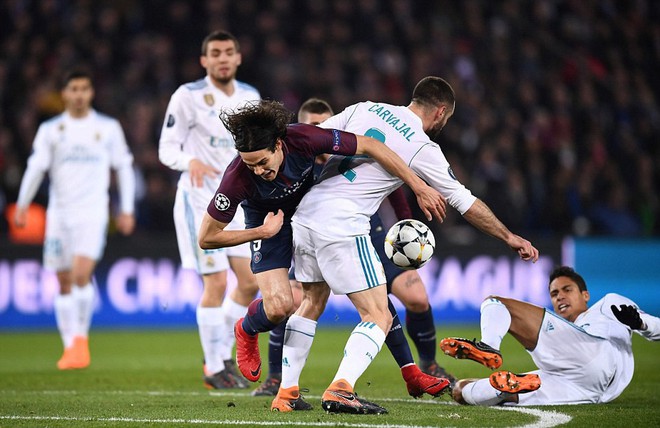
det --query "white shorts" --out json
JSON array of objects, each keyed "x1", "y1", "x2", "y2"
[
  {"x1": 44, "y1": 209, "x2": 108, "y2": 271},
  {"x1": 292, "y1": 222, "x2": 386, "y2": 295},
  {"x1": 173, "y1": 188, "x2": 251, "y2": 275},
  {"x1": 504, "y1": 311, "x2": 617, "y2": 405}
]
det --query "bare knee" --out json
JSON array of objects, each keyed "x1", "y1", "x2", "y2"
[{"x1": 263, "y1": 293, "x2": 294, "y2": 323}]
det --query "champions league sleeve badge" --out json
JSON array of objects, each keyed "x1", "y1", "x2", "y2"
[{"x1": 214, "y1": 193, "x2": 230, "y2": 211}]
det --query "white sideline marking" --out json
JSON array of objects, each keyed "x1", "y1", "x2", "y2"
[
  {"x1": 0, "y1": 390, "x2": 572, "y2": 427},
  {"x1": 497, "y1": 407, "x2": 572, "y2": 428},
  {"x1": 0, "y1": 416, "x2": 437, "y2": 427}
]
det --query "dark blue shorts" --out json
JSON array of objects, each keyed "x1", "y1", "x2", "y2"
[
  {"x1": 245, "y1": 208, "x2": 293, "y2": 274},
  {"x1": 370, "y1": 213, "x2": 405, "y2": 293}
]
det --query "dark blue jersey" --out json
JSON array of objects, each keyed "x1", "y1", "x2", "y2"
[{"x1": 207, "y1": 123, "x2": 358, "y2": 224}]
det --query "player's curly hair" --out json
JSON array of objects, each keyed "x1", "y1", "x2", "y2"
[
  {"x1": 548, "y1": 266, "x2": 588, "y2": 292},
  {"x1": 220, "y1": 100, "x2": 293, "y2": 153}
]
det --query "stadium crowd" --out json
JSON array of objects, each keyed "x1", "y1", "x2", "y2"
[{"x1": 1, "y1": 0, "x2": 659, "y2": 240}]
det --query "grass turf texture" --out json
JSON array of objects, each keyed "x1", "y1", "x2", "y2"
[{"x1": 0, "y1": 326, "x2": 658, "y2": 427}]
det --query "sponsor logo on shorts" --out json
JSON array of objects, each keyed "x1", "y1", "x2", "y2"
[
  {"x1": 214, "y1": 193, "x2": 230, "y2": 211},
  {"x1": 166, "y1": 114, "x2": 175, "y2": 127},
  {"x1": 253, "y1": 251, "x2": 262, "y2": 264}
]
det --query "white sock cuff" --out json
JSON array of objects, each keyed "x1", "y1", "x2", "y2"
[
  {"x1": 287, "y1": 315, "x2": 317, "y2": 335},
  {"x1": 73, "y1": 283, "x2": 95, "y2": 300},
  {"x1": 480, "y1": 297, "x2": 505, "y2": 312},
  {"x1": 196, "y1": 306, "x2": 224, "y2": 325},
  {"x1": 54, "y1": 293, "x2": 74, "y2": 308},
  {"x1": 352, "y1": 322, "x2": 386, "y2": 352},
  {"x1": 222, "y1": 297, "x2": 248, "y2": 320},
  {"x1": 462, "y1": 381, "x2": 476, "y2": 405}
]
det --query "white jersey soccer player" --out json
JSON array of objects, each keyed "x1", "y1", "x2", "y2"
[
  {"x1": 515, "y1": 293, "x2": 660, "y2": 405},
  {"x1": 158, "y1": 30, "x2": 261, "y2": 389},
  {"x1": 15, "y1": 69, "x2": 135, "y2": 370},
  {"x1": 159, "y1": 74, "x2": 260, "y2": 271},
  {"x1": 276, "y1": 77, "x2": 538, "y2": 414},
  {"x1": 443, "y1": 266, "x2": 660, "y2": 406}
]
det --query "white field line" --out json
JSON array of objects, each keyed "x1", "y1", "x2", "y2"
[{"x1": 0, "y1": 389, "x2": 572, "y2": 428}]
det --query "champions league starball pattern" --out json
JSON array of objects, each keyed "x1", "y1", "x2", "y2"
[{"x1": 384, "y1": 219, "x2": 435, "y2": 270}]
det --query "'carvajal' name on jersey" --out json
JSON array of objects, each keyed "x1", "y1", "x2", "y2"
[{"x1": 368, "y1": 103, "x2": 416, "y2": 141}]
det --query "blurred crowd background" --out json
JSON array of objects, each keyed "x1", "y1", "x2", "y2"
[{"x1": 1, "y1": 0, "x2": 659, "y2": 243}]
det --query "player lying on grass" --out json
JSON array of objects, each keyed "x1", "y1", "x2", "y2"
[{"x1": 441, "y1": 265, "x2": 660, "y2": 406}]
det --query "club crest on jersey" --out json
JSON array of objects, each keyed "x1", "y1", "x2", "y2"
[
  {"x1": 204, "y1": 94, "x2": 215, "y2": 106},
  {"x1": 214, "y1": 193, "x2": 230, "y2": 211},
  {"x1": 166, "y1": 114, "x2": 175, "y2": 127}
]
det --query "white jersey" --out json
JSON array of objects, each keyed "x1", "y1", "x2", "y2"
[
  {"x1": 292, "y1": 101, "x2": 476, "y2": 237},
  {"x1": 515, "y1": 293, "x2": 660, "y2": 405},
  {"x1": 16, "y1": 110, "x2": 135, "y2": 218},
  {"x1": 158, "y1": 76, "x2": 260, "y2": 205}
]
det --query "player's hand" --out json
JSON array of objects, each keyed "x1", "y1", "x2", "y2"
[
  {"x1": 414, "y1": 186, "x2": 446, "y2": 222},
  {"x1": 116, "y1": 213, "x2": 136, "y2": 236},
  {"x1": 189, "y1": 159, "x2": 220, "y2": 187},
  {"x1": 507, "y1": 234, "x2": 539, "y2": 262},
  {"x1": 260, "y1": 209, "x2": 284, "y2": 239},
  {"x1": 13, "y1": 207, "x2": 28, "y2": 228},
  {"x1": 611, "y1": 304, "x2": 646, "y2": 330}
]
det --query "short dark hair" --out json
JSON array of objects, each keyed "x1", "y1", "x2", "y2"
[
  {"x1": 220, "y1": 100, "x2": 293, "y2": 153},
  {"x1": 548, "y1": 266, "x2": 588, "y2": 292},
  {"x1": 201, "y1": 30, "x2": 240, "y2": 55},
  {"x1": 298, "y1": 98, "x2": 334, "y2": 122},
  {"x1": 411, "y1": 76, "x2": 455, "y2": 111},
  {"x1": 61, "y1": 68, "x2": 93, "y2": 89}
]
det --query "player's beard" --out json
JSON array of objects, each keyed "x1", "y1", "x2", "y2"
[
  {"x1": 210, "y1": 70, "x2": 235, "y2": 86},
  {"x1": 426, "y1": 123, "x2": 444, "y2": 141}
]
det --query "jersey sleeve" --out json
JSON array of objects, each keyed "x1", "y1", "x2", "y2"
[
  {"x1": 387, "y1": 187, "x2": 413, "y2": 220},
  {"x1": 16, "y1": 123, "x2": 51, "y2": 209},
  {"x1": 287, "y1": 123, "x2": 358, "y2": 157},
  {"x1": 206, "y1": 159, "x2": 251, "y2": 224},
  {"x1": 109, "y1": 120, "x2": 136, "y2": 214},
  {"x1": 158, "y1": 87, "x2": 196, "y2": 171},
  {"x1": 410, "y1": 144, "x2": 476, "y2": 214},
  {"x1": 602, "y1": 293, "x2": 660, "y2": 341}
]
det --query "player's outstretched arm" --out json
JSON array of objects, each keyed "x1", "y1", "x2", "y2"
[
  {"x1": 355, "y1": 135, "x2": 446, "y2": 222},
  {"x1": 462, "y1": 198, "x2": 539, "y2": 262},
  {"x1": 198, "y1": 210, "x2": 284, "y2": 249}
]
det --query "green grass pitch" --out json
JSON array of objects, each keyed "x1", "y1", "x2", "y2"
[{"x1": 0, "y1": 326, "x2": 658, "y2": 427}]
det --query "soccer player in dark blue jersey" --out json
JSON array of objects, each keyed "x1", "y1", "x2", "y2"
[{"x1": 198, "y1": 100, "x2": 446, "y2": 409}]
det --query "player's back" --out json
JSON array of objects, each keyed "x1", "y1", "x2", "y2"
[{"x1": 293, "y1": 102, "x2": 432, "y2": 238}]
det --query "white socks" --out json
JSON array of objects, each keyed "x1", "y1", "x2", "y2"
[
  {"x1": 55, "y1": 284, "x2": 95, "y2": 348},
  {"x1": 332, "y1": 322, "x2": 386, "y2": 388},
  {"x1": 72, "y1": 284, "x2": 95, "y2": 338},
  {"x1": 220, "y1": 297, "x2": 248, "y2": 361},
  {"x1": 196, "y1": 306, "x2": 225, "y2": 375},
  {"x1": 54, "y1": 293, "x2": 75, "y2": 348},
  {"x1": 480, "y1": 298, "x2": 511, "y2": 350},
  {"x1": 462, "y1": 378, "x2": 509, "y2": 406},
  {"x1": 281, "y1": 315, "x2": 318, "y2": 389}
]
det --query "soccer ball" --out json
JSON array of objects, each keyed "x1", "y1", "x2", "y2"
[{"x1": 384, "y1": 219, "x2": 435, "y2": 270}]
